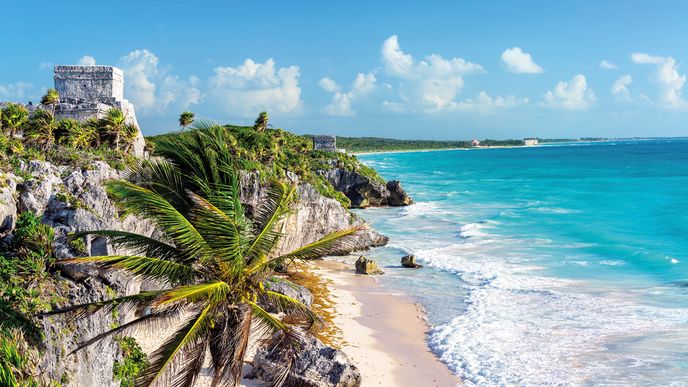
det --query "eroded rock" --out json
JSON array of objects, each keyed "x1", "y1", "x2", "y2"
[
  {"x1": 251, "y1": 330, "x2": 362, "y2": 387},
  {"x1": 401, "y1": 254, "x2": 423, "y2": 269},
  {"x1": 355, "y1": 256, "x2": 383, "y2": 275}
]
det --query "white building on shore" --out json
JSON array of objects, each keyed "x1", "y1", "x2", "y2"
[{"x1": 524, "y1": 138, "x2": 539, "y2": 146}]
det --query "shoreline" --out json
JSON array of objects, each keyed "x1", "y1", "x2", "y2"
[
  {"x1": 312, "y1": 259, "x2": 459, "y2": 387},
  {"x1": 351, "y1": 144, "x2": 539, "y2": 156}
]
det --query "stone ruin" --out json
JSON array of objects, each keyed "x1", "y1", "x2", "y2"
[
  {"x1": 313, "y1": 135, "x2": 337, "y2": 151},
  {"x1": 54, "y1": 65, "x2": 144, "y2": 156},
  {"x1": 0, "y1": 65, "x2": 145, "y2": 157}
]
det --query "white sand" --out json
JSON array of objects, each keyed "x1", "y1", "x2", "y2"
[{"x1": 314, "y1": 260, "x2": 459, "y2": 387}]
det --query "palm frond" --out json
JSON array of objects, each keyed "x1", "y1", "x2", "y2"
[
  {"x1": 70, "y1": 304, "x2": 186, "y2": 354},
  {"x1": 152, "y1": 282, "x2": 231, "y2": 307},
  {"x1": 187, "y1": 191, "x2": 245, "y2": 267},
  {"x1": 247, "y1": 226, "x2": 362, "y2": 274},
  {"x1": 106, "y1": 180, "x2": 209, "y2": 262},
  {"x1": 41, "y1": 291, "x2": 163, "y2": 320},
  {"x1": 59, "y1": 255, "x2": 196, "y2": 285},
  {"x1": 262, "y1": 291, "x2": 321, "y2": 330},
  {"x1": 244, "y1": 182, "x2": 296, "y2": 266},
  {"x1": 72, "y1": 229, "x2": 181, "y2": 261},
  {"x1": 209, "y1": 304, "x2": 252, "y2": 387},
  {"x1": 137, "y1": 303, "x2": 214, "y2": 387},
  {"x1": 124, "y1": 158, "x2": 191, "y2": 213}
]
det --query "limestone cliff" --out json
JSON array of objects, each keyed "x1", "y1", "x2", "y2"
[
  {"x1": 0, "y1": 159, "x2": 385, "y2": 386},
  {"x1": 318, "y1": 167, "x2": 413, "y2": 208}
]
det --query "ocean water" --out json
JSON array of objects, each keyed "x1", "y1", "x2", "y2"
[{"x1": 353, "y1": 139, "x2": 688, "y2": 386}]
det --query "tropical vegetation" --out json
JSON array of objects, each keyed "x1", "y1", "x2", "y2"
[
  {"x1": 178, "y1": 111, "x2": 194, "y2": 129},
  {"x1": 46, "y1": 125, "x2": 360, "y2": 386},
  {"x1": 0, "y1": 102, "x2": 140, "y2": 171}
]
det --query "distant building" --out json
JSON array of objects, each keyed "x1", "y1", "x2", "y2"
[
  {"x1": 313, "y1": 135, "x2": 337, "y2": 151},
  {"x1": 471, "y1": 139, "x2": 481, "y2": 147},
  {"x1": 524, "y1": 138, "x2": 539, "y2": 146}
]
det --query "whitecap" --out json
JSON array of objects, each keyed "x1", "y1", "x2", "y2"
[{"x1": 600, "y1": 260, "x2": 625, "y2": 266}]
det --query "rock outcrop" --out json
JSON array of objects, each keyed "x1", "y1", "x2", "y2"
[
  {"x1": 401, "y1": 254, "x2": 423, "y2": 269},
  {"x1": 318, "y1": 168, "x2": 412, "y2": 208},
  {"x1": 5, "y1": 160, "x2": 156, "y2": 385},
  {"x1": 1, "y1": 159, "x2": 389, "y2": 385},
  {"x1": 264, "y1": 277, "x2": 314, "y2": 313},
  {"x1": 0, "y1": 175, "x2": 17, "y2": 236},
  {"x1": 251, "y1": 330, "x2": 362, "y2": 387},
  {"x1": 240, "y1": 172, "x2": 388, "y2": 255},
  {"x1": 355, "y1": 256, "x2": 383, "y2": 275}
]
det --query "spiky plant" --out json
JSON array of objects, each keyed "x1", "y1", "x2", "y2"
[
  {"x1": 179, "y1": 112, "x2": 195, "y2": 129},
  {"x1": 25, "y1": 109, "x2": 57, "y2": 151},
  {"x1": 253, "y1": 112, "x2": 269, "y2": 133},
  {"x1": 0, "y1": 103, "x2": 29, "y2": 137},
  {"x1": 40, "y1": 88, "x2": 60, "y2": 113},
  {"x1": 47, "y1": 125, "x2": 360, "y2": 386}
]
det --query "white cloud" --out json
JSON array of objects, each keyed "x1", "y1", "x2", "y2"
[
  {"x1": 600, "y1": 60, "x2": 619, "y2": 70},
  {"x1": 0, "y1": 82, "x2": 35, "y2": 102},
  {"x1": 501, "y1": 47, "x2": 543, "y2": 74},
  {"x1": 611, "y1": 74, "x2": 632, "y2": 99},
  {"x1": 455, "y1": 91, "x2": 529, "y2": 112},
  {"x1": 542, "y1": 74, "x2": 595, "y2": 110},
  {"x1": 318, "y1": 78, "x2": 340, "y2": 93},
  {"x1": 381, "y1": 35, "x2": 484, "y2": 112},
  {"x1": 118, "y1": 49, "x2": 201, "y2": 114},
  {"x1": 631, "y1": 52, "x2": 686, "y2": 109},
  {"x1": 320, "y1": 72, "x2": 377, "y2": 116},
  {"x1": 208, "y1": 58, "x2": 301, "y2": 117},
  {"x1": 77, "y1": 55, "x2": 96, "y2": 66}
]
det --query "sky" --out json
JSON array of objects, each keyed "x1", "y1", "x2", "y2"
[{"x1": 1, "y1": 0, "x2": 687, "y2": 139}]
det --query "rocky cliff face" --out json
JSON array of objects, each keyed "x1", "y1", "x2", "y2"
[
  {"x1": 0, "y1": 159, "x2": 387, "y2": 386},
  {"x1": 240, "y1": 172, "x2": 388, "y2": 255},
  {"x1": 318, "y1": 168, "x2": 413, "y2": 208}
]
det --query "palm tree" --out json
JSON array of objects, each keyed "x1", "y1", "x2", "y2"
[
  {"x1": 47, "y1": 125, "x2": 360, "y2": 386},
  {"x1": 101, "y1": 108, "x2": 127, "y2": 150},
  {"x1": 25, "y1": 109, "x2": 57, "y2": 151},
  {"x1": 253, "y1": 112, "x2": 269, "y2": 133},
  {"x1": 40, "y1": 88, "x2": 60, "y2": 114},
  {"x1": 179, "y1": 111, "x2": 195, "y2": 129},
  {"x1": 0, "y1": 103, "x2": 29, "y2": 137}
]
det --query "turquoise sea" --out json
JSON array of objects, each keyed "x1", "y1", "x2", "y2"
[{"x1": 354, "y1": 139, "x2": 688, "y2": 386}]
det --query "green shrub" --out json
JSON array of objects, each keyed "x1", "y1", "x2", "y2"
[
  {"x1": 0, "y1": 327, "x2": 40, "y2": 387},
  {"x1": 113, "y1": 336, "x2": 147, "y2": 387}
]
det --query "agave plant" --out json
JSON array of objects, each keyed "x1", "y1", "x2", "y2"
[{"x1": 47, "y1": 125, "x2": 360, "y2": 386}]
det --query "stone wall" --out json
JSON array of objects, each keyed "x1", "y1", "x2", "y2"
[
  {"x1": 53, "y1": 65, "x2": 145, "y2": 156},
  {"x1": 54, "y1": 65, "x2": 124, "y2": 101},
  {"x1": 313, "y1": 135, "x2": 337, "y2": 151}
]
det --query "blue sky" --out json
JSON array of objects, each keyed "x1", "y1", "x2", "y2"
[{"x1": 1, "y1": 1, "x2": 687, "y2": 139}]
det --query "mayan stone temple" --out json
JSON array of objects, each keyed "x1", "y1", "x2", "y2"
[{"x1": 53, "y1": 65, "x2": 145, "y2": 156}]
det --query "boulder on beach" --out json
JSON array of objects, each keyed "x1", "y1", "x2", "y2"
[
  {"x1": 251, "y1": 329, "x2": 362, "y2": 387},
  {"x1": 401, "y1": 254, "x2": 423, "y2": 269},
  {"x1": 355, "y1": 256, "x2": 383, "y2": 275}
]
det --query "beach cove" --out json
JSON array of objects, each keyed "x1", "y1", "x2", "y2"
[{"x1": 347, "y1": 139, "x2": 688, "y2": 385}]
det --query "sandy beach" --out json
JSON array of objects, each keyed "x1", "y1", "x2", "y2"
[{"x1": 312, "y1": 259, "x2": 459, "y2": 387}]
